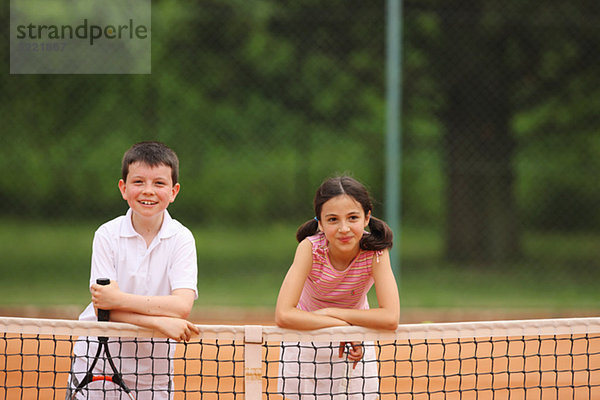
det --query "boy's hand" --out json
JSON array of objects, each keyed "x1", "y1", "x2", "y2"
[
  {"x1": 155, "y1": 317, "x2": 200, "y2": 342},
  {"x1": 339, "y1": 341, "x2": 363, "y2": 369},
  {"x1": 91, "y1": 280, "x2": 123, "y2": 311}
]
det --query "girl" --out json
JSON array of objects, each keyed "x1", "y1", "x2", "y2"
[{"x1": 275, "y1": 176, "x2": 400, "y2": 400}]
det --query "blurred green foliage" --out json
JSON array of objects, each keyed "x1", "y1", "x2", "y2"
[
  {"x1": 2, "y1": 1, "x2": 598, "y2": 229},
  {"x1": 1, "y1": 1, "x2": 599, "y2": 305}
]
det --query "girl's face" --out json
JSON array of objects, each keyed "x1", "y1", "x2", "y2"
[
  {"x1": 118, "y1": 161, "x2": 180, "y2": 221},
  {"x1": 318, "y1": 194, "x2": 371, "y2": 255}
]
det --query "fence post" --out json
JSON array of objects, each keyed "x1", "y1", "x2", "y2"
[{"x1": 385, "y1": 0, "x2": 403, "y2": 280}]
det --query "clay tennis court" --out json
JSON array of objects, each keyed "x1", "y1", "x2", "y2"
[{"x1": 2, "y1": 318, "x2": 599, "y2": 399}]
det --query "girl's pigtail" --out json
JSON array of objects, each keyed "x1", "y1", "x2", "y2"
[
  {"x1": 296, "y1": 218, "x2": 320, "y2": 243},
  {"x1": 360, "y1": 216, "x2": 393, "y2": 251}
]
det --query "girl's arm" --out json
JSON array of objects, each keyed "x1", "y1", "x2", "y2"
[
  {"x1": 313, "y1": 249, "x2": 400, "y2": 330},
  {"x1": 275, "y1": 239, "x2": 350, "y2": 330},
  {"x1": 91, "y1": 284, "x2": 196, "y2": 319}
]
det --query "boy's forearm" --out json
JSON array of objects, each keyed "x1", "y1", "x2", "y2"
[
  {"x1": 92, "y1": 282, "x2": 196, "y2": 319},
  {"x1": 118, "y1": 293, "x2": 184, "y2": 318},
  {"x1": 107, "y1": 310, "x2": 200, "y2": 342},
  {"x1": 108, "y1": 310, "x2": 162, "y2": 330},
  {"x1": 115, "y1": 292, "x2": 193, "y2": 319}
]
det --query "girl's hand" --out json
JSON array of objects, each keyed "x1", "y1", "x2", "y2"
[
  {"x1": 154, "y1": 317, "x2": 200, "y2": 342},
  {"x1": 339, "y1": 341, "x2": 363, "y2": 369},
  {"x1": 91, "y1": 280, "x2": 123, "y2": 311}
]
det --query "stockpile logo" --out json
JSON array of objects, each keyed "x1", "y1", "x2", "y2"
[{"x1": 10, "y1": 0, "x2": 151, "y2": 74}]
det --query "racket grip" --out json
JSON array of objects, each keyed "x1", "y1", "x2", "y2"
[{"x1": 96, "y1": 278, "x2": 110, "y2": 322}]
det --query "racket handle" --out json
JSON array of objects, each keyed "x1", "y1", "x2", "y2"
[{"x1": 96, "y1": 278, "x2": 110, "y2": 322}]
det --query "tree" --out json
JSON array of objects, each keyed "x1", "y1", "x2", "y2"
[{"x1": 416, "y1": 0, "x2": 600, "y2": 264}]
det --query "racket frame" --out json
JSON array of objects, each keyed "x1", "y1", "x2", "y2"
[{"x1": 70, "y1": 278, "x2": 136, "y2": 400}]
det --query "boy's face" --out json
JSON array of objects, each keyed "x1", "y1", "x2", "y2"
[{"x1": 118, "y1": 161, "x2": 180, "y2": 220}]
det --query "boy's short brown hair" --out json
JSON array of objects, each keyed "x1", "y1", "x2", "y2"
[{"x1": 121, "y1": 141, "x2": 179, "y2": 184}]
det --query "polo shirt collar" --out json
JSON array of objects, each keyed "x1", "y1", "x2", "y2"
[{"x1": 120, "y1": 208, "x2": 178, "y2": 239}]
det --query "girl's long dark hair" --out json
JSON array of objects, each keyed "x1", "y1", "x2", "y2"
[{"x1": 296, "y1": 176, "x2": 393, "y2": 251}]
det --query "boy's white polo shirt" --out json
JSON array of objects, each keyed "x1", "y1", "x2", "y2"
[
  {"x1": 70, "y1": 209, "x2": 198, "y2": 398},
  {"x1": 79, "y1": 208, "x2": 198, "y2": 323}
]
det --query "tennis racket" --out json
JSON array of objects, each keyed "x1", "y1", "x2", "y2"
[{"x1": 71, "y1": 278, "x2": 136, "y2": 400}]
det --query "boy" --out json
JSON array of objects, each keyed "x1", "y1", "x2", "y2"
[{"x1": 67, "y1": 141, "x2": 199, "y2": 400}]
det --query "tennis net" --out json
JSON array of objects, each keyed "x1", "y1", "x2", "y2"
[{"x1": 1, "y1": 316, "x2": 599, "y2": 399}]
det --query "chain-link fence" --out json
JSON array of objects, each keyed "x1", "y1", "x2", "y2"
[{"x1": 2, "y1": 1, "x2": 599, "y2": 310}]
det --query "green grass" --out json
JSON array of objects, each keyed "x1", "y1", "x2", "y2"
[{"x1": 0, "y1": 219, "x2": 598, "y2": 312}]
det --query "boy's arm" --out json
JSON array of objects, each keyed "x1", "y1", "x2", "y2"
[
  {"x1": 91, "y1": 282, "x2": 196, "y2": 319},
  {"x1": 107, "y1": 310, "x2": 199, "y2": 342},
  {"x1": 91, "y1": 284, "x2": 199, "y2": 341}
]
